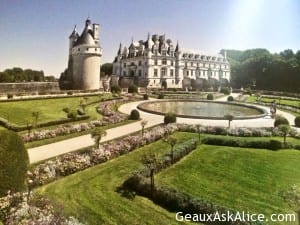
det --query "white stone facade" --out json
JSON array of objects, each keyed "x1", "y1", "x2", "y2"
[
  {"x1": 113, "y1": 34, "x2": 230, "y2": 89},
  {"x1": 67, "y1": 18, "x2": 102, "y2": 90}
]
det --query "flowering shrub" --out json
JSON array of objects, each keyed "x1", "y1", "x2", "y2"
[
  {"x1": 0, "y1": 192, "x2": 85, "y2": 225},
  {"x1": 27, "y1": 124, "x2": 179, "y2": 188}
]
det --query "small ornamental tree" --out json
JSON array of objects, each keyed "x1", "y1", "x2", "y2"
[
  {"x1": 91, "y1": 127, "x2": 107, "y2": 149},
  {"x1": 274, "y1": 115, "x2": 289, "y2": 127},
  {"x1": 140, "y1": 120, "x2": 148, "y2": 138},
  {"x1": 278, "y1": 124, "x2": 290, "y2": 145},
  {"x1": 141, "y1": 153, "x2": 159, "y2": 197},
  {"x1": 164, "y1": 136, "x2": 177, "y2": 164},
  {"x1": 32, "y1": 111, "x2": 40, "y2": 128},
  {"x1": 224, "y1": 114, "x2": 234, "y2": 128},
  {"x1": 0, "y1": 130, "x2": 29, "y2": 196},
  {"x1": 196, "y1": 124, "x2": 202, "y2": 143}
]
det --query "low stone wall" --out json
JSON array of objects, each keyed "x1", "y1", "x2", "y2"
[{"x1": 0, "y1": 82, "x2": 59, "y2": 94}]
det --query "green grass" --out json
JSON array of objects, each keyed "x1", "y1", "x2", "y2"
[
  {"x1": 37, "y1": 132, "x2": 197, "y2": 225},
  {"x1": 0, "y1": 94, "x2": 113, "y2": 126},
  {"x1": 157, "y1": 144, "x2": 300, "y2": 224},
  {"x1": 247, "y1": 96, "x2": 300, "y2": 108}
]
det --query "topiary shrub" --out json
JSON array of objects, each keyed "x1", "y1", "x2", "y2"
[
  {"x1": 143, "y1": 94, "x2": 149, "y2": 100},
  {"x1": 269, "y1": 140, "x2": 283, "y2": 150},
  {"x1": 0, "y1": 130, "x2": 29, "y2": 197},
  {"x1": 77, "y1": 108, "x2": 85, "y2": 115},
  {"x1": 227, "y1": 96, "x2": 234, "y2": 101},
  {"x1": 129, "y1": 109, "x2": 140, "y2": 120},
  {"x1": 111, "y1": 85, "x2": 121, "y2": 93},
  {"x1": 274, "y1": 115, "x2": 289, "y2": 127},
  {"x1": 206, "y1": 93, "x2": 214, "y2": 100},
  {"x1": 294, "y1": 116, "x2": 300, "y2": 128},
  {"x1": 164, "y1": 112, "x2": 177, "y2": 124},
  {"x1": 128, "y1": 85, "x2": 138, "y2": 93},
  {"x1": 67, "y1": 111, "x2": 77, "y2": 120},
  {"x1": 158, "y1": 93, "x2": 164, "y2": 99}
]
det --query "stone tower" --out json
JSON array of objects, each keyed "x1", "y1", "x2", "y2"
[{"x1": 61, "y1": 17, "x2": 102, "y2": 90}]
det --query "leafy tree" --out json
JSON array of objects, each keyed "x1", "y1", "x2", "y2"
[
  {"x1": 196, "y1": 124, "x2": 202, "y2": 143},
  {"x1": 129, "y1": 109, "x2": 140, "y2": 120},
  {"x1": 91, "y1": 127, "x2": 107, "y2": 149},
  {"x1": 224, "y1": 114, "x2": 234, "y2": 128},
  {"x1": 100, "y1": 63, "x2": 113, "y2": 76},
  {"x1": 0, "y1": 130, "x2": 29, "y2": 196},
  {"x1": 274, "y1": 115, "x2": 289, "y2": 127}
]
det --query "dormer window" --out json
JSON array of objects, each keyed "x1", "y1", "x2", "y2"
[{"x1": 162, "y1": 50, "x2": 167, "y2": 56}]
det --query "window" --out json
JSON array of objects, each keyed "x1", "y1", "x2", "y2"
[
  {"x1": 172, "y1": 80, "x2": 174, "y2": 84},
  {"x1": 123, "y1": 71, "x2": 126, "y2": 76},
  {"x1": 154, "y1": 59, "x2": 158, "y2": 65},
  {"x1": 145, "y1": 62, "x2": 147, "y2": 65},
  {"x1": 191, "y1": 70, "x2": 193, "y2": 76},
  {"x1": 154, "y1": 69, "x2": 158, "y2": 77},
  {"x1": 186, "y1": 70, "x2": 189, "y2": 76},
  {"x1": 170, "y1": 51, "x2": 174, "y2": 57},
  {"x1": 162, "y1": 50, "x2": 166, "y2": 56},
  {"x1": 138, "y1": 61, "x2": 142, "y2": 66},
  {"x1": 78, "y1": 48, "x2": 80, "y2": 51},
  {"x1": 185, "y1": 62, "x2": 187, "y2": 67},
  {"x1": 161, "y1": 68, "x2": 166, "y2": 76},
  {"x1": 95, "y1": 48, "x2": 97, "y2": 51},
  {"x1": 170, "y1": 69, "x2": 174, "y2": 77},
  {"x1": 154, "y1": 49, "x2": 158, "y2": 55},
  {"x1": 123, "y1": 63, "x2": 126, "y2": 68},
  {"x1": 138, "y1": 70, "x2": 142, "y2": 76},
  {"x1": 154, "y1": 79, "x2": 156, "y2": 84},
  {"x1": 86, "y1": 48, "x2": 89, "y2": 51},
  {"x1": 162, "y1": 59, "x2": 167, "y2": 65},
  {"x1": 191, "y1": 62, "x2": 193, "y2": 67},
  {"x1": 197, "y1": 62, "x2": 199, "y2": 67},
  {"x1": 171, "y1": 60, "x2": 174, "y2": 66}
]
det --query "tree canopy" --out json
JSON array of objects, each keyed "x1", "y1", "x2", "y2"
[
  {"x1": 223, "y1": 49, "x2": 300, "y2": 92},
  {"x1": 0, "y1": 67, "x2": 47, "y2": 83}
]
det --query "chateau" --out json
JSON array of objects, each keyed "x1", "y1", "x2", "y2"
[
  {"x1": 60, "y1": 18, "x2": 102, "y2": 90},
  {"x1": 113, "y1": 34, "x2": 230, "y2": 89}
]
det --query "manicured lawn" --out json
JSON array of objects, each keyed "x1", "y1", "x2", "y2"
[
  {"x1": 247, "y1": 96, "x2": 300, "y2": 108},
  {"x1": 37, "y1": 132, "x2": 197, "y2": 225},
  {"x1": 157, "y1": 144, "x2": 300, "y2": 224},
  {"x1": 0, "y1": 94, "x2": 112, "y2": 125}
]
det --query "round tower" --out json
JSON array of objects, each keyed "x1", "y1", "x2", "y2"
[{"x1": 70, "y1": 18, "x2": 102, "y2": 90}]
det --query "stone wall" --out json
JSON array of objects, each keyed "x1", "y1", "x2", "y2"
[{"x1": 0, "y1": 82, "x2": 59, "y2": 94}]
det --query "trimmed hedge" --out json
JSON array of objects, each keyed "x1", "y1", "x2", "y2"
[
  {"x1": 201, "y1": 136, "x2": 284, "y2": 150},
  {"x1": 128, "y1": 85, "x2": 138, "y2": 93},
  {"x1": 0, "y1": 115, "x2": 89, "y2": 132},
  {"x1": 0, "y1": 130, "x2": 29, "y2": 197},
  {"x1": 110, "y1": 85, "x2": 121, "y2": 93},
  {"x1": 143, "y1": 94, "x2": 149, "y2": 100}
]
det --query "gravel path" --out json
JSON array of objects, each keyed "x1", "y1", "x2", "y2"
[{"x1": 27, "y1": 93, "x2": 297, "y2": 164}]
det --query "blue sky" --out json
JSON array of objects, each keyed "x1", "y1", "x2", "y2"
[{"x1": 0, "y1": 0, "x2": 299, "y2": 77}]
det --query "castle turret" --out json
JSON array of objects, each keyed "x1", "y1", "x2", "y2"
[{"x1": 65, "y1": 18, "x2": 102, "y2": 90}]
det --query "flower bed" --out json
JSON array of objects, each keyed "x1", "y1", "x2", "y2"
[{"x1": 0, "y1": 192, "x2": 84, "y2": 225}]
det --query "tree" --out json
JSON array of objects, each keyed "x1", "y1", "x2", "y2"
[
  {"x1": 32, "y1": 111, "x2": 40, "y2": 128},
  {"x1": 91, "y1": 127, "x2": 107, "y2": 149},
  {"x1": 141, "y1": 153, "x2": 159, "y2": 196},
  {"x1": 140, "y1": 120, "x2": 148, "y2": 138},
  {"x1": 0, "y1": 130, "x2": 29, "y2": 196},
  {"x1": 100, "y1": 63, "x2": 113, "y2": 76},
  {"x1": 278, "y1": 124, "x2": 290, "y2": 145},
  {"x1": 224, "y1": 114, "x2": 234, "y2": 128},
  {"x1": 164, "y1": 136, "x2": 177, "y2": 164}
]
